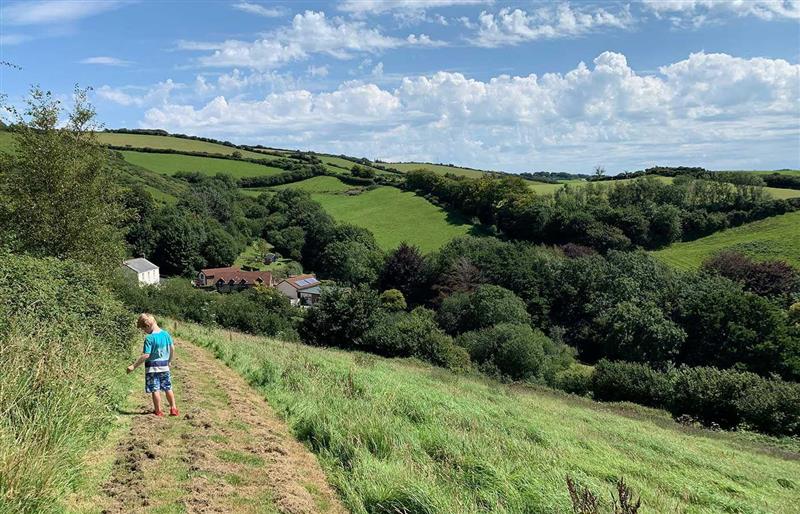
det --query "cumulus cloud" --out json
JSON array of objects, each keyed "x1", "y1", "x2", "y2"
[
  {"x1": 232, "y1": 2, "x2": 286, "y2": 17},
  {"x1": 96, "y1": 80, "x2": 181, "y2": 107},
  {"x1": 642, "y1": 0, "x2": 800, "y2": 27},
  {"x1": 140, "y1": 52, "x2": 800, "y2": 171},
  {"x1": 473, "y1": 3, "x2": 634, "y2": 47},
  {"x1": 180, "y1": 10, "x2": 443, "y2": 70}
]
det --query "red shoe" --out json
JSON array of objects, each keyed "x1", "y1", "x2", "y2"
[
  {"x1": 169, "y1": 407, "x2": 179, "y2": 417},
  {"x1": 154, "y1": 410, "x2": 165, "y2": 417}
]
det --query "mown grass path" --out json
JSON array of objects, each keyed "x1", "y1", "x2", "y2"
[{"x1": 89, "y1": 341, "x2": 344, "y2": 514}]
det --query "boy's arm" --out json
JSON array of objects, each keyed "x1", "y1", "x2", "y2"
[
  {"x1": 169, "y1": 344, "x2": 175, "y2": 366},
  {"x1": 127, "y1": 353, "x2": 150, "y2": 373}
]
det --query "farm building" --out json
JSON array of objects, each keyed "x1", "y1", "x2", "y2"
[
  {"x1": 197, "y1": 266, "x2": 274, "y2": 293},
  {"x1": 277, "y1": 274, "x2": 321, "y2": 306},
  {"x1": 122, "y1": 258, "x2": 160, "y2": 286}
]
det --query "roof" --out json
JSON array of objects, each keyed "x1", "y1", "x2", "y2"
[
  {"x1": 298, "y1": 285, "x2": 321, "y2": 295},
  {"x1": 123, "y1": 258, "x2": 158, "y2": 273},
  {"x1": 204, "y1": 266, "x2": 272, "y2": 286},
  {"x1": 281, "y1": 274, "x2": 320, "y2": 290}
]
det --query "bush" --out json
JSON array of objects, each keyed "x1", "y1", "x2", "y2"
[
  {"x1": 591, "y1": 360, "x2": 673, "y2": 408},
  {"x1": 590, "y1": 360, "x2": 800, "y2": 436},
  {"x1": 300, "y1": 285, "x2": 381, "y2": 348},
  {"x1": 437, "y1": 285, "x2": 530, "y2": 335},
  {"x1": 379, "y1": 289, "x2": 407, "y2": 311},
  {"x1": 0, "y1": 254, "x2": 134, "y2": 513},
  {"x1": 702, "y1": 251, "x2": 800, "y2": 299},
  {"x1": 457, "y1": 323, "x2": 549, "y2": 381},
  {"x1": 555, "y1": 364, "x2": 594, "y2": 396}
]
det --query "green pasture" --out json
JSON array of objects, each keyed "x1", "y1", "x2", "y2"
[
  {"x1": 652, "y1": 210, "x2": 800, "y2": 269},
  {"x1": 309, "y1": 182, "x2": 484, "y2": 252},
  {"x1": 177, "y1": 322, "x2": 800, "y2": 514},
  {"x1": 119, "y1": 151, "x2": 286, "y2": 179},
  {"x1": 96, "y1": 132, "x2": 266, "y2": 159},
  {"x1": 387, "y1": 161, "x2": 495, "y2": 178}
]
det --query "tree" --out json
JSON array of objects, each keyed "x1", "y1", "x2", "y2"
[
  {"x1": 150, "y1": 208, "x2": 206, "y2": 276},
  {"x1": 203, "y1": 226, "x2": 240, "y2": 268},
  {"x1": 594, "y1": 165, "x2": 606, "y2": 177},
  {"x1": 437, "y1": 284, "x2": 530, "y2": 335},
  {"x1": 379, "y1": 242, "x2": 427, "y2": 304},
  {"x1": 457, "y1": 323, "x2": 550, "y2": 381},
  {"x1": 379, "y1": 289, "x2": 407, "y2": 311},
  {"x1": 299, "y1": 285, "x2": 381, "y2": 348},
  {"x1": 0, "y1": 86, "x2": 128, "y2": 271},
  {"x1": 596, "y1": 300, "x2": 686, "y2": 367}
]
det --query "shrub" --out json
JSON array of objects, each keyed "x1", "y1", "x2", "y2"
[
  {"x1": 702, "y1": 251, "x2": 800, "y2": 299},
  {"x1": 555, "y1": 364, "x2": 594, "y2": 396},
  {"x1": 590, "y1": 360, "x2": 800, "y2": 436},
  {"x1": 300, "y1": 285, "x2": 381, "y2": 348},
  {"x1": 457, "y1": 323, "x2": 549, "y2": 381},
  {"x1": 591, "y1": 360, "x2": 673, "y2": 408},
  {"x1": 379, "y1": 289, "x2": 407, "y2": 311},
  {"x1": 437, "y1": 285, "x2": 530, "y2": 335}
]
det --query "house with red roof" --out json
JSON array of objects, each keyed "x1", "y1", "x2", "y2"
[{"x1": 196, "y1": 266, "x2": 274, "y2": 293}]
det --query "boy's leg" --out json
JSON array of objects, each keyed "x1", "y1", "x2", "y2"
[
  {"x1": 151, "y1": 391, "x2": 163, "y2": 413},
  {"x1": 165, "y1": 390, "x2": 176, "y2": 409}
]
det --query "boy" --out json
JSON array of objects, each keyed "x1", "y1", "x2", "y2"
[{"x1": 127, "y1": 313, "x2": 179, "y2": 417}]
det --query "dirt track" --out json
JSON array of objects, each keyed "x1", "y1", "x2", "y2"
[{"x1": 100, "y1": 340, "x2": 345, "y2": 514}]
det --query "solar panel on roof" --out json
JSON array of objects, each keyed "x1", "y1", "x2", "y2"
[{"x1": 296, "y1": 278, "x2": 316, "y2": 286}]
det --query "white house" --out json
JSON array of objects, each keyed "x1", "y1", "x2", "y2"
[
  {"x1": 277, "y1": 274, "x2": 321, "y2": 306},
  {"x1": 122, "y1": 258, "x2": 160, "y2": 286}
]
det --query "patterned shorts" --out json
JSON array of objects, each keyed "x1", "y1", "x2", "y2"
[{"x1": 145, "y1": 371, "x2": 172, "y2": 393}]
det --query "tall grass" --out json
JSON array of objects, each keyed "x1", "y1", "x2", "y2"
[
  {"x1": 0, "y1": 254, "x2": 134, "y2": 514},
  {"x1": 175, "y1": 322, "x2": 800, "y2": 514}
]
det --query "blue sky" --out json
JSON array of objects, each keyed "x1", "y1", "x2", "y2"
[{"x1": 1, "y1": 0, "x2": 799, "y2": 173}]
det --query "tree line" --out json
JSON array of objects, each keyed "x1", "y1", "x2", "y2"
[{"x1": 404, "y1": 170, "x2": 798, "y2": 252}]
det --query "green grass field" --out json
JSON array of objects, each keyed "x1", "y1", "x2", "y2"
[
  {"x1": 652, "y1": 211, "x2": 800, "y2": 269},
  {"x1": 272, "y1": 175, "x2": 354, "y2": 193},
  {"x1": 762, "y1": 187, "x2": 800, "y2": 199},
  {"x1": 292, "y1": 179, "x2": 484, "y2": 252},
  {"x1": 175, "y1": 322, "x2": 800, "y2": 514},
  {"x1": 96, "y1": 132, "x2": 266, "y2": 159},
  {"x1": 387, "y1": 162, "x2": 495, "y2": 179},
  {"x1": 120, "y1": 151, "x2": 286, "y2": 179}
]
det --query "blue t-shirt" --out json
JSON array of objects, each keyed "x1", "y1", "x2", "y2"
[{"x1": 143, "y1": 329, "x2": 173, "y2": 374}]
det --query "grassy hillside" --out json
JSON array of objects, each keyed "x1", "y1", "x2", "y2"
[
  {"x1": 272, "y1": 175, "x2": 354, "y2": 193},
  {"x1": 120, "y1": 150, "x2": 286, "y2": 179},
  {"x1": 96, "y1": 132, "x2": 266, "y2": 159},
  {"x1": 176, "y1": 322, "x2": 800, "y2": 514},
  {"x1": 387, "y1": 162, "x2": 495, "y2": 178},
  {"x1": 299, "y1": 178, "x2": 483, "y2": 252},
  {"x1": 652, "y1": 210, "x2": 800, "y2": 269}
]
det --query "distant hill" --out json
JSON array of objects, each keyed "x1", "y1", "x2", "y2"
[{"x1": 652, "y1": 210, "x2": 800, "y2": 269}]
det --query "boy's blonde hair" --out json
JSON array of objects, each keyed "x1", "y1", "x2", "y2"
[{"x1": 137, "y1": 313, "x2": 157, "y2": 330}]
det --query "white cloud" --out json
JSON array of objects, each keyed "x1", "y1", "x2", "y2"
[
  {"x1": 140, "y1": 51, "x2": 800, "y2": 171},
  {"x1": 642, "y1": 0, "x2": 800, "y2": 23},
  {"x1": 80, "y1": 56, "x2": 132, "y2": 66},
  {"x1": 407, "y1": 33, "x2": 448, "y2": 46},
  {"x1": 232, "y1": 2, "x2": 286, "y2": 17},
  {"x1": 96, "y1": 80, "x2": 182, "y2": 107},
  {"x1": 181, "y1": 10, "x2": 441, "y2": 70},
  {"x1": 338, "y1": 0, "x2": 489, "y2": 15},
  {"x1": 1, "y1": 0, "x2": 126, "y2": 25},
  {"x1": 473, "y1": 3, "x2": 633, "y2": 47}
]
